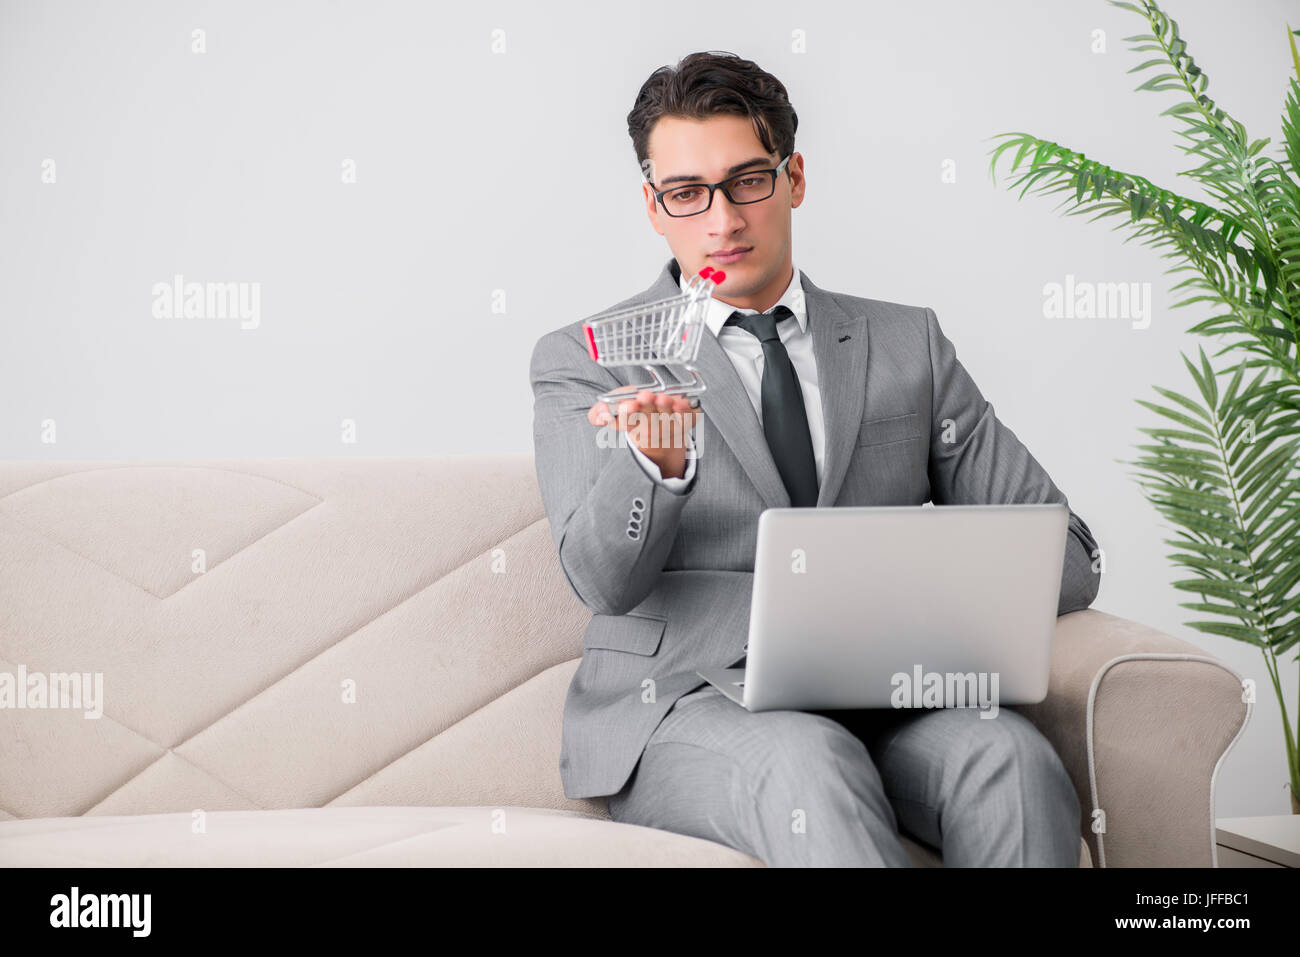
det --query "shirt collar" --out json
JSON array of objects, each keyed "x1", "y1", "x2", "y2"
[{"x1": 679, "y1": 262, "x2": 807, "y2": 337}]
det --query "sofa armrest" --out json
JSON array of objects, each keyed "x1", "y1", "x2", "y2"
[{"x1": 1013, "y1": 608, "x2": 1251, "y2": 867}]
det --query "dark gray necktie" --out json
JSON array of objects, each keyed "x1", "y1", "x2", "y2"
[{"x1": 724, "y1": 305, "x2": 819, "y2": 507}]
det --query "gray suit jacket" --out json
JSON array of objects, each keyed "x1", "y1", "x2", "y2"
[{"x1": 530, "y1": 256, "x2": 1101, "y2": 800}]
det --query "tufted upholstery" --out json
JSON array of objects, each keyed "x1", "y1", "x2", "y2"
[{"x1": 0, "y1": 456, "x2": 1249, "y2": 866}]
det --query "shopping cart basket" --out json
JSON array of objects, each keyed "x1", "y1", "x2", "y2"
[{"x1": 582, "y1": 266, "x2": 727, "y2": 408}]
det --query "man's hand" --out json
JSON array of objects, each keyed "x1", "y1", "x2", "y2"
[{"x1": 587, "y1": 386, "x2": 701, "y2": 480}]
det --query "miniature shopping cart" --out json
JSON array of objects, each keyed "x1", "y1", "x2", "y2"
[{"x1": 583, "y1": 266, "x2": 727, "y2": 407}]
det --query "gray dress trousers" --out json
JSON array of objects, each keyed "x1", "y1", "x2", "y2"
[{"x1": 605, "y1": 677, "x2": 1082, "y2": 867}]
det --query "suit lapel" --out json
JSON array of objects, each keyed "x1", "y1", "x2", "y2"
[
  {"x1": 637, "y1": 258, "x2": 870, "y2": 509},
  {"x1": 806, "y1": 280, "x2": 870, "y2": 507}
]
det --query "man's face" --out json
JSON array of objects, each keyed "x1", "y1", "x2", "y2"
[{"x1": 642, "y1": 114, "x2": 805, "y2": 312}]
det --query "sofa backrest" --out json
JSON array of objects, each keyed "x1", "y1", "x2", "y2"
[{"x1": 0, "y1": 455, "x2": 598, "y2": 820}]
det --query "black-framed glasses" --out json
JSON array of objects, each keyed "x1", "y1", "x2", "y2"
[{"x1": 652, "y1": 155, "x2": 791, "y2": 217}]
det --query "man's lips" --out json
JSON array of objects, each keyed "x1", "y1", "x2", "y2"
[
  {"x1": 711, "y1": 247, "x2": 752, "y2": 256},
  {"x1": 710, "y1": 247, "x2": 752, "y2": 265}
]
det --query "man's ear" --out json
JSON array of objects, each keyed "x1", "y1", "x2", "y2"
[{"x1": 644, "y1": 183, "x2": 666, "y2": 237}]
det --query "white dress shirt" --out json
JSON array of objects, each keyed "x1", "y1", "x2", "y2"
[{"x1": 625, "y1": 262, "x2": 827, "y2": 495}]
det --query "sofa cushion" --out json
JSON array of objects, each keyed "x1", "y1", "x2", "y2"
[
  {"x1": 0, "y1": 805, "x2": 766, "y2": 867},
  {"x1": 0, "y1": 805, "x2": 1089, "y2": 867}
]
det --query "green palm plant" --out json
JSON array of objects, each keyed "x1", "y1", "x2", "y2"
[
  {"x1": 1132, "y1": 351, "x2": 1300, "y2": 811},
  {"x1": 988, "y1": 0, "x2": 1300, "y2": 811}
]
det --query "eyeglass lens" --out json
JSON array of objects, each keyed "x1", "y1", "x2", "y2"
[{"x1": 662, "y1": 171, "x2": 774, "y2": 216}]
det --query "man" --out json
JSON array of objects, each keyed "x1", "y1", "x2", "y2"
[{"x1": 529, "y1": 51, "x2": 1101, "y2": 866}]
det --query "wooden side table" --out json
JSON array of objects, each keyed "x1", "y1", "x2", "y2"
[{"x1": 1214, "y1": 815, "x2": 1300, "y2": 867}]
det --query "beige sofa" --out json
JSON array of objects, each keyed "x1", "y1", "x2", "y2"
[{"x1": 0, "y1": 456, "x2": 1251, "y2": 866}]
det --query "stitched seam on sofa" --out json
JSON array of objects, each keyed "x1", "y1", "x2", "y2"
[
  {"x1": 0, "y1": 463, "x2": 328, "y2": 507},
  {"x1": 81, "y1": 747, "x2": 271, "y2": 817},
  {"x1": 0, "y1": 498, "x2": 326, "y2": 600},
  {"x1": 160, "y1": 515, "x2": 554, "y2": 756},
  {"x1": 100, "y1": 651, "x2": 561, "y2": 815},
  {"x1": 0, "y1": 509, "x2": 178, "y2": 600},
  {"x1": 304, "y1": 805, "x2": 614, "y2": 866},
  {"x1": 320, "y1": 658, "x2": 577, "y2": 806},
  {"x1": 298, "y1": 821, "x2": 468, "y2": 866},
  {"x1": 0, "y1": 464, "x2": 329, "y2": 600}
]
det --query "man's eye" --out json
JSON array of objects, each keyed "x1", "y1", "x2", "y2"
[
  {"x1": 671, "y1": 188, "x2": 701, "y2": 201},
  {"x1": 733, "y1": 176, "x2": 762, "y2": 187}
]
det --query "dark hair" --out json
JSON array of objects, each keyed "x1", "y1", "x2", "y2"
[{"x1": 627, "y1": 51, "x2": 798, "y2": 184}]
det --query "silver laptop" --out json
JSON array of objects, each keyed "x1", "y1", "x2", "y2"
[{"x1": 696, "y1": 503, "x2": 1069, "y2": 713}]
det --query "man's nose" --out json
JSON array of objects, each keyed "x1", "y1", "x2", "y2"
[{"x1": 704, "y1": 189, "x2": 746, "y2": 231}]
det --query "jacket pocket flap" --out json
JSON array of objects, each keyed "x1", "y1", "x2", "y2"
[
  {"x1": 857, "y1": 410, "x2": 923, "y2": 448},
  {"x1": 583, "y1": 613, "x2": 668, "y2": 656}
]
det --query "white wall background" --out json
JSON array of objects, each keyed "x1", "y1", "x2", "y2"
[{"x1": 1, "y1": 0, "x2": 1295, "y2": 818}]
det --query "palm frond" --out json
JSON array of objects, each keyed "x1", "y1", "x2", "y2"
[
  {"x1": 988, "y1": 131, "x2": 1299, "y2": 380},
  {"x1": 1111, "y1": 0, "x2": 1288, "y2": 301},
  {"x1": 1123, "y1": 347, "x2": 1300, "y2": 769}
]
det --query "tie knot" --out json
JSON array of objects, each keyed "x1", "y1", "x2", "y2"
[{"x1": 725, "y1": 305, "x2": 794, "y2": 342}]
